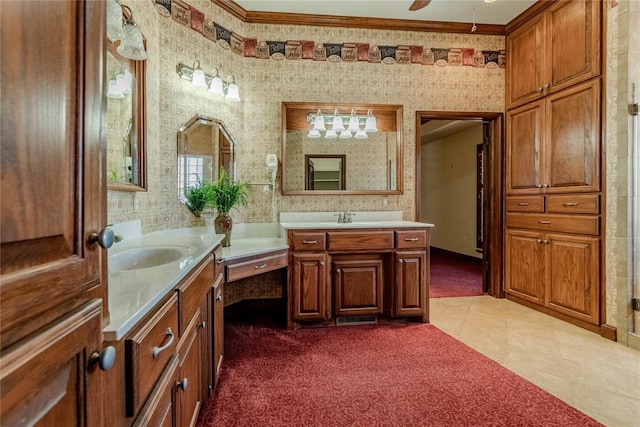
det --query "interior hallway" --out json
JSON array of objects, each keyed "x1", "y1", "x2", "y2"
[{"x1": 430, "y1": 296, "x2": 640, "y2": 427}]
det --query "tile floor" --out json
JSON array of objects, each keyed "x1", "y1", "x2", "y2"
[{"x1": 430, "y1": 296, "x2": 640, "y2": 427}]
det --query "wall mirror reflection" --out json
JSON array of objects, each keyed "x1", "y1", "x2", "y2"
[
  {"x1": 106, "y1": 39, "x2": 147, "y2": 191},
  {"x1": 282, "y1": 102, "x2": 403, "y2": 195},
  {"x1": 177, "y1": 115, "x2": 235, "y2": 202}
]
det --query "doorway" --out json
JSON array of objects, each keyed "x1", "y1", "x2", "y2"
[{"x1": 415, "y1": 112, "x2": 504, "y2": 297}]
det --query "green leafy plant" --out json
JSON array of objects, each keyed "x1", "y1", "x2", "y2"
[
  {"x1": 182, "y1": 177, "x2": 213, "y2": 217},
  {"x1": 208, "y1": 168, "x2": 249, "y2": 213}
]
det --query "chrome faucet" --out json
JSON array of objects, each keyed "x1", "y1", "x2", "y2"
[{"x1": 343, "y1": 210, "x2": 356, "y2": 223}]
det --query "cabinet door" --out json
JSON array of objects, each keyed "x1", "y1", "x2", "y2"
[
  {"x1": 506, "y1": 101, "x2": 543, "y2": 195},
  {"x1": 545, "y1": 0, "x2": 601, "y2": 94},
  {"x1": 333, "y1": 256, "x2": 384, "y2": 316},
  {"x1": 176, "y1": 310, "x2": 203, "y2": 427},
  {"x1": 291, "y1": 252, "x2": 329, "y2": 321},
  {"x1": 505, "y1": 229, "x2": 545, "y2": 305},
  {"x1": 133, "y1": 356, "x2": 179, "y2": 427},
  {"x1": 506, "y1": 14, "x2": 546, "y2": 108},
  {"x1": 0, "y1": 0, "x2": 106, "y2": 348},
  {"x1": 213, "y1": 279, "x2": 224, "y2": 388},
  {"x1": 0, "y1": 300, "x2": 103, "y2": 427},
  {"x1": 544, "y1": 79, "x2": 600, "y2": 193},
  {"x1": 546, "y1": 233, "x2": 599, "y2": 324},
  {"x1": 394, "y1": 251, "x2": 427, "y2": 317}
]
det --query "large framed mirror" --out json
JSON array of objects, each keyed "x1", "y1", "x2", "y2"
[
  {"x1": 106, "y1": 39, "x2": 147, "y2": 191},
  {"x1": 282, "y1": 102, "x2": 403, "y2": 195},
  {"x1": 177, "y1": 115, "x2": 235, "y2": 201}
]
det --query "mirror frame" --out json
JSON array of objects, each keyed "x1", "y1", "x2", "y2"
[
  {"x1": 282, "y1": 102, "x2": 403, "y2": 195},
  {"x1": 177, "y1": 114, "x2": 236, "y2": 196},
  {"x1": 106, "y1": 39, "x2": 147, "y2": 192}
]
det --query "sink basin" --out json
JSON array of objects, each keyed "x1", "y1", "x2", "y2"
[{"x1": 109, "y1": 245, "x2": 192, "y2": 272}]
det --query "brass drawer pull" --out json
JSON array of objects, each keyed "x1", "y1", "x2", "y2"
[
  {"x1": 538, "y1": 220, "x2": 551, "y2": 225},
  {"x1": 517, "y1": 202, "x2": 529, "y2": 206},
  {"x1": 255, "y1": 263, "x2": 267, "y2": 269},
  {"x1": 152, "y1": 328, "x2": 175, "y2": 358},
  {"x1": 216, "y1": 258, "x2": 225, "y2": 264},
  {"x1": 302, "y1": 240, "x2": 318, "y2": 244},
  {"x1": 562, "y1": 202, "x2": 579, "y2": 207},
  {"x1": 404, "y1": 237, "x2": 419, "y2": 241}
]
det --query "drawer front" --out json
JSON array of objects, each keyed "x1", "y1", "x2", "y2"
[
  {"x1": 396, "y1": 230, "x2": 428, "y2": 249},
  {"x1": 327, "y1": 231, "x2": 394, "y2": 251},
  {"x1": 132, "y1": 355, "x2": 179, "y2": 427},
  {"x1": 126, "y1": 294, "x2": 179, "y2": 417},
  {"x1": 226, "y1": 251, "x2": 288, "y2": 282},
  {"x1": 291, "y1": 232, "x2": 326, "y2": 251},
  {"x1": 545, "y1": 194, "x2": 599, "y2": 214},
  {"x1": 506, "y1": 196, "x2": 544, "y2": 212},
  {"x1": 506, "y1": 213, "x2": 599, "y2": 235},
  {"x1": 177, "y1": 254, "x2": 214, "y2": 336}
]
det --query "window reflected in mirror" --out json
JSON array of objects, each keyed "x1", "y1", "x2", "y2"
[
  {"x1": 282, "y1": 102, "x2": 403, "y2": 195},
  {"x1": 106, "y1": 39, "x2": 146, "y2": 191},
  {"x1": 177, "y1": 115, "x2": 235, "y2": 200}
]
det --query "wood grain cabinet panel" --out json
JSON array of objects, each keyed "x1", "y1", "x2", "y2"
[
  {"x1": 126, "y1": 294, "x2": 179, "y2": 417},
  {"x1": 545, "y1": 194, "x2": 599, "y2": 214},
  {"x1": 213, "y1": 279, "x2": 224, "y2": 388},
  {"x1": 505, "y1": 229, "x2": 546, "y2": 304},
  {"x1": 506, "y1": 0, "x2": 601, "y2": 109},
  {"x1": 176, "y1": 309, "x2": 203, "y2": 427},
  {"x1": 291, "y1": 252, "x2": 329, "y2": 321},
  {"x1": 506, "y1": 196, "x2": 545, "y2": 212},
  {"x1": 546, "y1": 234, "x2": 599, "y2": 324},
  {"x1": 506, "y1": 101, "x2": 543, "y2": 194},
  {"x1": 506, "y1": 213, "x2": 599, "y2": 236},
  {"x1": 394, "y1": 251, "x2": 428, "y2": 318},
  {"x1": 225, "y1": 251, "x2": 287, "y2": 282},
  {"x1": 327, "y1": 231, "x2": 394, "y2": 251},
  {"x1": 333, "y1": 255, "x2": 384, "y2": 316},
  {"x1": 396, "y1": 230, "x2": 428, "y2": 249},
  {"x1": 132, "y1": 356, "x2": 179, "y2": 427},
  {"x1": 291, "y1": 232, "x2": 326, "y2": 251},
  {"x1": 177, "y1": 255, "x2": 214, "y2": 336}
]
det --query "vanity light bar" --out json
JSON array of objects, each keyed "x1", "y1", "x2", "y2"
[{"x1": 306, "y1": 110, "x2": 377, "y2": 132}]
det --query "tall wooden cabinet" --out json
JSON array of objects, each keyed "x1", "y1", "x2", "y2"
[
  {"x1": 1, "y1": 0, "x2": 109, "y2": 425},
  {"x1": 505, "y1": 0, "x2": 604, "y2": 332}
]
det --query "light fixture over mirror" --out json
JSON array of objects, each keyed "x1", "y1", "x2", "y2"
[
  {"x1": 176, "y1": 62, "x2": 240, "y2": 102},
  {"x1": 282, "y1": 102, "x2": 403, "y2": 195},
  {"x1": 106, "y1": 1, "x2": 148, "y2": 60}
]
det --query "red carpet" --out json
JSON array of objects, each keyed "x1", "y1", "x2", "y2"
[
  {"x1": 430, "y1": 248, "x2": 485, "y2": 298},
  {"x1": 197, "y1": 321, "x2": 601, "y2": 427}
]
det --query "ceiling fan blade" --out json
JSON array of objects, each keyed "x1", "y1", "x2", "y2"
[{"x1": 409, "y1": 0, "x2": 431, "y2": 11}]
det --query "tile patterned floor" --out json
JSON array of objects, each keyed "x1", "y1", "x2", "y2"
[{"x1": 430, "y1": 296, "x2": 640, "y2": 427}]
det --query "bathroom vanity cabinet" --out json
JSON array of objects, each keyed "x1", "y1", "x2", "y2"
[
  {"x1": 103, "y1": 251, "x2": 224, "y2": 426},
  {"x1": 286, "y1": 227, "x2": 430, "y2": 329}
]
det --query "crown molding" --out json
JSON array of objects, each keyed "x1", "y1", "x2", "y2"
[{"x1": 212, "y1": 0, "x2": 506, "y2": 35}]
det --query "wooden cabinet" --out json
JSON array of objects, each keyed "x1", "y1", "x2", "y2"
[
  {"x1": 506, "y1": 229, "x2": 599, "y2": 325},
  {"x1": 290, "y1": 252, "x2": 329, "y2": 322},
  {"x1": 333, "y1": 255, "x2": 384, "y2": 316},
  {"x1": 0, "y1": 1, "x2": 108, "y2": 426},
  {"x1": 132, "y1": 356, "x2": 179, "y2": 427},
  {"x1": 506, "y1": 79, "x2": 601, "y2": 195},
  {"x1": 287, "y1": 227, "x2": 430, "y2": 329},
  {"x1": 506, "y1": 0, "x2": 601, "y2": 108},
  {"x1": 213, "y1": 279, "x2": 224, "y2": 388},
  {"x1": 176, "y1": 308, "x2": 204, "y2": 427},
  {"x1": 395, "y1": 251, "x2": 428, "y2": 319}
]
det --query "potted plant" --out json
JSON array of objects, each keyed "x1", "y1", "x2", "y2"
[
  {"x1": 181, "y1": 177, "x2": 213, "y2": 218},
  {"x1": 208, "y1": 168, "x2": 249, "y2": 246}
]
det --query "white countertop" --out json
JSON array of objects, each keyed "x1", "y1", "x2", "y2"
[
  {"x1": 280, "y1": 220, "x2": 434, "y2": 230},
  {"x1": 219, "y1": 237, "x2": 288, "y2": 262},
  {"x1": 104, "y1": 227, "x2": 224, "y2": 341},
  {"x1": 279, "y1": 211, "x2": 434, "y2": 230}
]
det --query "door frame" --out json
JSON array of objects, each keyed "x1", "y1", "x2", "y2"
[{"x1": 415, "y1": 111, "x2": 505, "y2": 297}]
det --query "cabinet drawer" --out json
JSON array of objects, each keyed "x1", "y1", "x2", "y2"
[
  {"x1": 545, "y1": 194, "x2": 599, "y2": 214},
  {"x1": 506, "y1": 196, "x2": 544, "y2": 212},
  {"x1": 126, "y1": 294, "x2": 179, "y2": 417},
  {"x1": 506, "y1": 213, "x2": 599, "y2": 235},
  {"x1": 177, "y1": 254, "x2": 214, "y2": 336},
  {"x1": 132, "y1": 355, "x2": 179, "y2": 427},
  {"x1": 396, "y1": 230, "x2": 428, "y2": 249},
  {"x1": 327, "y1": 231, "x2": 394, "y2": 251},
  {"x1": 226, "y1": 251, "x2": 288, "y2": 282},
  {"x1": 291, "y1": 232, "x2": 326, "y2": 251}
]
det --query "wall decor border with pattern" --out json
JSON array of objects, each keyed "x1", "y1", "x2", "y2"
[{"x1": 152, "y1": 0, "x2": 505, "y2": 68}]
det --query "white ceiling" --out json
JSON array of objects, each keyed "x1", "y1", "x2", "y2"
[{"x1": 234, "y1": 0, "x2": 538, "y2": 26}]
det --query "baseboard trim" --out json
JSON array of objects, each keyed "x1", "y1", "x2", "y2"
[{"x1": 599, "y1": 324, "x2": 617, "y2": 341}]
